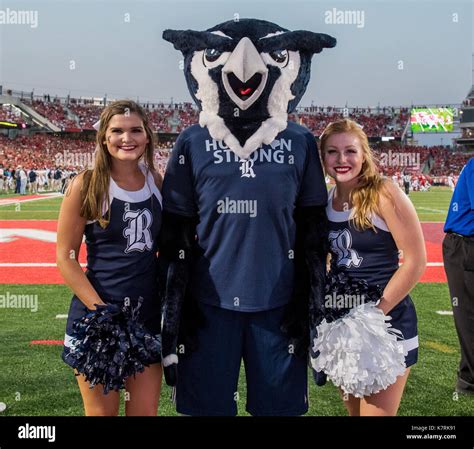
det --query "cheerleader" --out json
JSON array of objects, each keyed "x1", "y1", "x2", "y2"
[
  {"x1": 316, "y1": 119, "x2": 426, "y2": 415},
  {"x1": 56, "y1": 100, "x2": 163, "y2": 416}
]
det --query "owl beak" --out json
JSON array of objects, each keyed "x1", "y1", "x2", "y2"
[{"x1": 222, "y1": 37, "x2": 268, "y2": 111}]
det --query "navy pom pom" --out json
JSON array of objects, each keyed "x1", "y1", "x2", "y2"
[
  {"x1": 63, "y1": 298, "x2": 161, "y2": 394},
  {"x1": 323, "y1": 269, "x2": 383, "y2": 321}
]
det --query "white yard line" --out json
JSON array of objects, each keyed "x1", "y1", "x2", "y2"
[
  {"x1": 399, "y1": 262, "x2": 443, "y2": 267},
  {"x1": 417, "y1": 207, "x2": 448, "y2": 214},
  {"x1": 0, "y1": 193, "x2": 62, "y2": 206}
]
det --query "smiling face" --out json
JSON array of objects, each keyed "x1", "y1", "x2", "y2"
[
  {"x1": 323, "y1": 132, "x2": 364, "y2": 183},
  {"x1": 104, "y1": 113, "x2": 149, "y2": 163}
]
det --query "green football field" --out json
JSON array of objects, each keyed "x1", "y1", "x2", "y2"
[
  {"x1": 0, "y1": 187, "x2": 454, "y2": 222},
  {"x1": 0, "y1": 187, "x2": 472, "y2": 416}
]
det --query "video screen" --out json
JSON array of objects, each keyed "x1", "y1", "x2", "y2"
[{"x1": 410, "y1": 108, "x2": 454, "y2": 132}]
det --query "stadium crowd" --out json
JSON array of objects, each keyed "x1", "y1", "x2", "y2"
[
  {"x1": 21, "y1": 97, "x2": 412, "y2": 136},
  {"x1": 1, "y1": 132, "x2": 471, "y2": 196},
  {"x1": 0, "y1": 104, "x2": 23, "y2": 123},
  {"x1": 0, "y1": 95, "x2": 471, "y2": 195},
  {"x1": 0, "y1": 134, "x2": 173, "y2": 194}
]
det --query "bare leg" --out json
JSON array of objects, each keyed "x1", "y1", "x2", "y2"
[
  {"x1": 125, "y1": 363, "x2": 162, "y2": 416},
  {"x1": 360, "y1": 368, "x2": 411, "y2": 416},
  {"x1": 75, "y1": 371, "x2": 120, "y2": 416},
  {"x1": 340, "y1": 388, "x2": 360, "y2": 416}
]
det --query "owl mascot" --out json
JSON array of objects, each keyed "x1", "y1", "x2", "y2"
[{"x1": 159, "y1": 18, "x2": 336, "y2": 416}]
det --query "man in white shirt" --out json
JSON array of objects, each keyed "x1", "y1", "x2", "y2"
[{"x1": 18, "y1": 166, "x2": 27, "y2": 195}]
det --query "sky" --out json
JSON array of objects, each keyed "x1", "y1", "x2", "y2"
[{"x1": 0, "y1": 0, "x2": 472, "y2": 108}]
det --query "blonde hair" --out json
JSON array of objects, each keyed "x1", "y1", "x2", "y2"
[
  {"x1": 80, "y1": 100, "x2": 156, "y2": 228},
  {"x1": 319, "y1": 118, "x2": 389, "y2": 231}
]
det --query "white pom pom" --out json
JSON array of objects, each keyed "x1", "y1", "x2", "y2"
[{"x1": 310, "y1": 302, "x2": 407, "y2": 398}]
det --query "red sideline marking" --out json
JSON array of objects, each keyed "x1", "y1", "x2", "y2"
[
  {"x1": 30, "y1": 340, "x2": 64, "y2": 345},
  {"x1": 0, "y1": 221, "x2": 448, "y2": 284},
  {"x1": 0, "y1": 220, "x2": 86, "y2": 284},
  {"x1": 420, "y1": 266, "x2": 446, "y2": 283},
  {"x1": 0, "y1": 267, "x2": 69, "y2": 284},
  {"x1": 0, "y1": 220, "x2": 59, "y2": 229}
]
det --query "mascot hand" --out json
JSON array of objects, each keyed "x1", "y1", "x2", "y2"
[
  {"x1": 280, "y1": 295, "x2": 309, "y2": 358},
  {"x1": 164, "y1": 364, "x2": 178, "y2": 387},
  {"x1": 178, "y1": 293, "x2": 207, "y2": 354},
  {"x1": 159, "y1": 211, "x2": 198, "y2": 387},
  {"x1": 309, "y1": 326, "x2": 327, "y2": 386}
]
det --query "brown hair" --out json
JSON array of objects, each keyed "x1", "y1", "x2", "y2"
[
  {"x1": 319, "y1": 118, "x2": 390, "y2": 231},
  {"x1": 80, "y1": 100, "x2": 155, "y2": 228}
]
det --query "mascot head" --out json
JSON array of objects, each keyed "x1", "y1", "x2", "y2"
[{"x1": 163, "y1": 19, "x2": 336, "y2": 159}]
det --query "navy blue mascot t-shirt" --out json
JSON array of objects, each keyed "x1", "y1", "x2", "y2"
[{"x1": 162, "y1": 122, "x2": 327, "y2": 312}]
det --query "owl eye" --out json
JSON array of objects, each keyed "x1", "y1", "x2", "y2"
[
  {"x1": 204, "y1": 48, "x2": 222, "y2": 63},
  {"x1": 269, "y1": 49, "x2": 288, "y2": 64}
]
